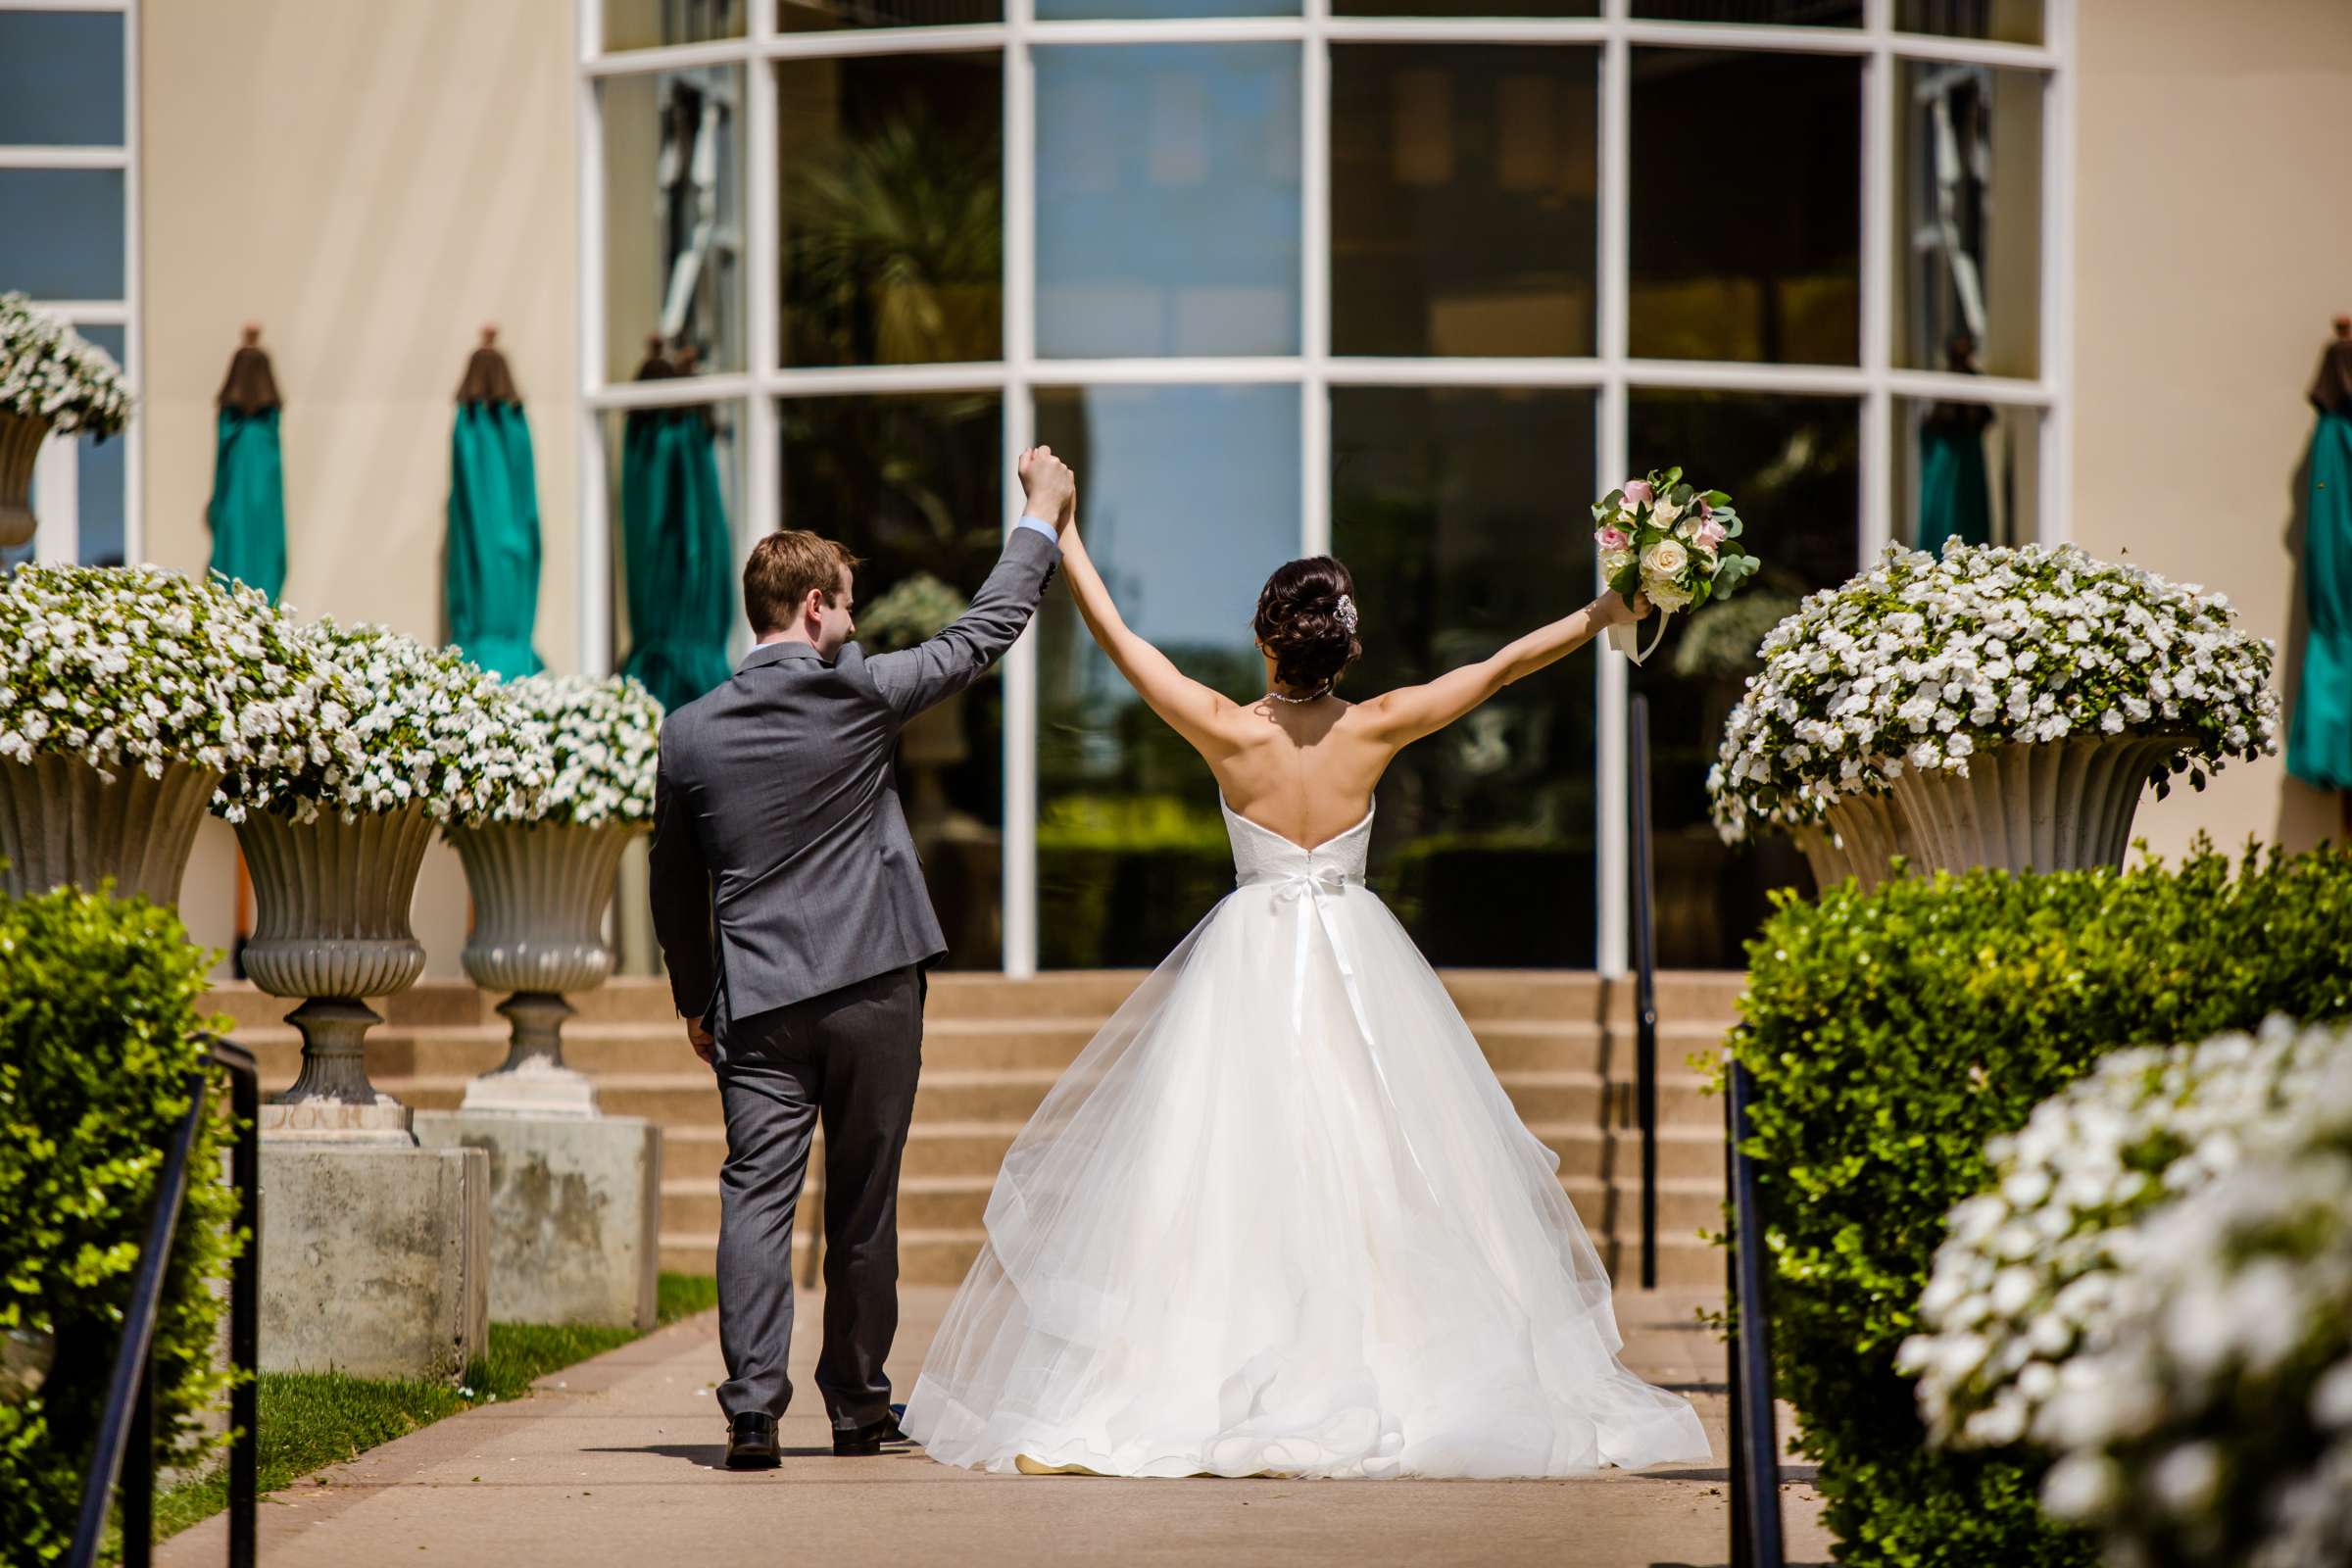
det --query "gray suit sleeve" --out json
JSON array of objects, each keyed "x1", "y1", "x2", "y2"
[
  {"x1": 646, "y1": 731, "x2": 717, "y2": 1019},
  {"x1": 864, "y1": 526, "x2": 1060, "y2": 720}
]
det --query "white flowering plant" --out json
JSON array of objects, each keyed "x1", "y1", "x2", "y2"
[
  {"x1": 0, "y1": 564, "x2": 353, "y2": 817},
  {"x1": 485, "y1": 673, "x2": 662, "y2": 831},
  {"x1": 224, "y1": 619, "x2": 551, "y2": 825},
  {"x1": 1, "y1": 293, "x2": 132, "y2": 437},
  {"x1": 1707, "y1": 542, "x2": 2279, "y2": 845},
  {"x1": 857, "y1": 572, "x2": 970, "y2": 655},
  {"x1": 1898, "y1": 1016, "x2": 2347, "y2": 1454},
  {"x1": 1591, "y1": 467, "x2": 1759, "y2": 617},
  {"x1": 2031, "y1": 1020, "x2": 2352, "y2": 1568}
]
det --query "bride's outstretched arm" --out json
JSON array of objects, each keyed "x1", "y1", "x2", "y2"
[
  {"x1": 1358, "y1": 591, "x2": 1644, "y2": 748},
  {"x1": 1057, "y1": 526, "x2": 1236, "y2": 749}
]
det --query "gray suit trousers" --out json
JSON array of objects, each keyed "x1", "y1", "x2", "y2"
[{"x1": 713, "y1": 964, "x2": 923, "y2": 1430}]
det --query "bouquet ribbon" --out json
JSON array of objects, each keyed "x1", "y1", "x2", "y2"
[{"x1": 1605, "y1": 608, "x2": 1672, "y2": 665}]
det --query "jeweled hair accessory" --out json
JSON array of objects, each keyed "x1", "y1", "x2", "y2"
[{"x1": 1335, "y1": 593, "x2": 1359, "y2": 633}]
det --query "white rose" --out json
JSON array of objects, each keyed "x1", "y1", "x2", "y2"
[{"x1": 1642, "y1": 538, "x2": 1690, "y2": 581}]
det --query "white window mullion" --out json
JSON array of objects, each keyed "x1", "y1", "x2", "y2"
[
  {"x1": 122, "y1": 0, "x2": 141, "y2": 565},
  {"x1": 1003, "y1": 1, "x2": 1041, "y2": 978},
  {"x1": 1595, "y1": 3, "x2": 1631, "y2": 980},
  {"x1": 1300, "y1": 11, "x2": 1330, "y2": 561},
  {"x1": 1860, "y1": 16, "x2": 1894, "y2": 565},
  {"x1": 744, "y1": 2, "x2": 780, "y2": 557},
  {"x1": 2038, "y1": 0, "x2": 2076, "y2": 545},
  {"x1": 30, "y1": 432, "x2": 78, "y2": 565},
  {"x1": 576, "y1": 0, "x2": 612, "y2": 672}
]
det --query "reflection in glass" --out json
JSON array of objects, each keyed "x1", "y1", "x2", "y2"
[
  {"x1": 778, "y1": 55, "x2": 1002, "y2": 368},
  {"x1": 1042, "y1": 0, "x2": 1295, "y2": 18},
  {"x1": 1332, "y1": 46, "x2": 1597, "y2": 359},
  {"x1": 74, "y1": 325, "x2": 127, "y2": 566},
  {"x1": 1033, "y1": 383, "x2": 1300, "y2": 966},
  {"x1": 782, "y1": 0, "x2": 1001, "y2": 27},
  {"x1": 1332, "y1": 388, "x2": 1597, "y2": 966},
  {"x1": 777, "y1": 393, "x2": 1006, "y2": 966},
  {"x1": 1629, "y1": 51, "x2": 1858, "y2": 365},
  {"x1": 602, "y1": 0, "x2": 744, "y2": 51},
  {"x1": 1895, "y1": 62, "x2": 2042, "y2": 379},
  {"x1": 1896, "y1": 0, "x2": 2041, "y2": 45},
  {"x1": 1894, "y1": 396, "x2": 2039, "y2": 553},
  {"x1": 0, "y1": 12, "x2": 122, "y2": 146},
  {"x1": 0, "y1": 171, "x2": 125, "y2": 301},
  {"x1": 1626, "y1": 390, "x2": 1859, "y2": 967},
  {"x1": 1035, "y1": 46, "x2": 1301, "y2": 360},
  {"x1": 1634, "y1": 0, "x2": 1861, "y2": 22},
  {"x1": 601, "y1": 67, "x2": 745, "y2": 385}
]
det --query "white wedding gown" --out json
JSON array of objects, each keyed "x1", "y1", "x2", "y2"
[{"x1": 902, "y1": 796, "x2": 1711, "y2": 1479}]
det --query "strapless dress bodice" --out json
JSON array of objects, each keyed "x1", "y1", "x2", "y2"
[{"x1": 1221, "y1": 795, "x2": 1375, "y2": 890}]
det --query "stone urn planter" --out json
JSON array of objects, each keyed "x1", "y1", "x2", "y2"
[
  {"x1": 235, "y1": 803, "x2": 435, "y2": 1143},
  {"x1": 0, "y1": 754, "x2": 221, "y2": 905},
  {"x1": 448, "y1": 818, "x2": 643, "y2": 1116},
  {"x1": 0, "y1": 410, "x2": 48, "y2": 549},
  {"x1": 1886, "y1": 735, "x2": 2187, "y2": 877},
  {"x1": 1788, "y1": 792, "x2": 1916, "y2": 895}
]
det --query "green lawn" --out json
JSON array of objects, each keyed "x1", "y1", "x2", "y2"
[{"x1": 149, "y1": 1272, "x2": 719, "y2": 1544}]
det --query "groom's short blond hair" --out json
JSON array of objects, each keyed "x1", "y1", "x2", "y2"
[{"x1": 745, "y1": 529, "x2": 860, "y2": 635}]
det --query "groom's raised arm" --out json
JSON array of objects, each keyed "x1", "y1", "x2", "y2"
[{"x1": 866, "y1": 448, "x2": 1073, "y2": 720}]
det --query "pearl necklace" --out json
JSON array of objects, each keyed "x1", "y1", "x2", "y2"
[{"x1": 1267, "y1": 685, "x2": 1331, "y2": 705}]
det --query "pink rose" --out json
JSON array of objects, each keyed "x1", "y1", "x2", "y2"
[
  {"x1": 1691, "y1": 517, "x2": 1728, "y2": 550},
  {"x1": 1621, "y1": 479, "x2": 1654, "y2": 508},
  {"x1": 1595, "y1": 525, "x2": 1632, "y2": 552}
]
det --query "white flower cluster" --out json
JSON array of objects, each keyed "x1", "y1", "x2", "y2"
[
  {"x1": 0, "y1": 292, "x2": 132, "y2": 436},
  {"x1": 489, "y1": 674, "x2": 662, "y2": 830},
  {"x1": 1898, "y1": 1017, "x2": 2345, "y2": 1452},
  {"x1": 0, "y1": 564, "x2": 352, "y2": 818},
  {"x1": 2033, "y1": 1021, "x2": 2352, "y2": 1568},
  {"x1": 233, "y1": 619, "x2": 552, "y2": 825},
  {"x1": 1707, "y1": 542, "x2": 2278, "y2": 843}
]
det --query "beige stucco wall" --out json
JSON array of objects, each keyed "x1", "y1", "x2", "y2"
[
  {"x1": 140, "y1": 0, "x2": 580, "y2": 975},
  {"x1": 2070, "y1": 0, "x2": 2351, "y2": 865}
]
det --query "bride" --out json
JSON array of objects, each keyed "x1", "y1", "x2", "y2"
[{"x1": 901, "y1": 511, "x2": 1711, "y2": 1481}]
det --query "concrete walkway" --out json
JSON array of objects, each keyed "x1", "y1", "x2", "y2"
[{"x1": 161, "y1": 1288, "x2": 1833, "y2": 1567}]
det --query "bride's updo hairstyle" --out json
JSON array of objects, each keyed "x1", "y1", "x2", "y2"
[{"x1": 1252, "y1": 556, "x2": 1362, "y2": 694}]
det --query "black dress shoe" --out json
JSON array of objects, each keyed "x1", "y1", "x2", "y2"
[
  {"x1": 833, "y1": 1404, "x2": 915, "y2": 1456},
  {"x1": 726, "y1": 1411, "x2": 781, "y2": 1470}
]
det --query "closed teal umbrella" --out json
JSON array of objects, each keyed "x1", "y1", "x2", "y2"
[
  {"x1": 445, "y1": 328, "x2": 543, "y2": 678},
  {"x1": 1917, "y1": 403, "x2": 1993, "y2": 555},
  {"x1": 205, "y1": 325, "x2": 286, "y2": 600},
  {"x1": 2288, "y1": 321, "x2": 2352, "y2": 793},
  {"x1": 619, "y1": 344, "x2": 733, "y2": 712}
]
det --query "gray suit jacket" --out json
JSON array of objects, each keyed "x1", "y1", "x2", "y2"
[{"x1": 647, "y1": 526, "x2": 1058, "y2": 1024}]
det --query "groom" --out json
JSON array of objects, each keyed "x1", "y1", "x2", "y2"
[{"x1": 648, "y1": 447, "x2": 1075, "y2": 1469}]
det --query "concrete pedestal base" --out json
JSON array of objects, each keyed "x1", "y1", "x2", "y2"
[
  {"x1": 259, "y1": 1144, "x2": 489, "y2": 1380},
  {"x1": 457, "y1": 1057, "x2": 601, "y2": 1118},
  {"x1": 414, "y1": 1110, "x2": 661, "y2": 1330}
]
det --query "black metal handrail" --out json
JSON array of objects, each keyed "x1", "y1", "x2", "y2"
[
  {"x1": 67, "y1": 1037, "x2": 260, "y2": 1568},
  {"x1": 1725, "y1": 1060, "x2": 1788, "y2": 1567},
  {"x1": 1629, "y1": 694, "x2": 1660, "y2": 1289}
]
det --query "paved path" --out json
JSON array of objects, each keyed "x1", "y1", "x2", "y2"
[{"x1": 161, "y1": 1288, "x2": 1833, "y2": 1567}]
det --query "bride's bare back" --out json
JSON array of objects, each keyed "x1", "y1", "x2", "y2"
[{"x1": 1051, "y1": 525, "x2": 1643, "y2": 851}]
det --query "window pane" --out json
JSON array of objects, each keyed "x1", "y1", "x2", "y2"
[
  {"x1": 772, "y1": 393, "x2": 1006, "y2": 965},
  {"x1": 782, "y1": 0, "x2": 1002, "y2": 31},
  {"x1": 1332, "y1": 46, "x2": 1597, "y2": 359},
  {"x1": 1896, "y1": 0, "x2": 2042, "y2": 45},
  {"x1": 1332, "y1": 387, "x2": 1598, "y2": 966},
  {"x1": 1894, "y1": 62, "x2": 2043, "y2": 379},
  {"x1": 1040, "y1": 0, "x2": 1293, "y2": 17},
  {"x1": 1625, "y1": 389, "x2": 1859, "y2": 967},
  {"x1": 0, "y1": 170, "x2": 125, "y2": 301},
  {"x1": 1628, "y1": 51, "x2": 1859, "y2": 365},
  {"x1": 1634, "y1": 0, "x2": 1861, "y2": 22},
  {"x1": 602, "y1": 0, "x2": 744, "y2": 51},
  {"x1": 600, "y1": 67, "x2": 746, "y2": 385},
  {"x1": 0, "y1": 12, "x2": 122, "y2": 146},
  {"x1": 1337, "y1": 0, "x2": 1592, "y2": 15},
  {"x1": 74, "y1": 324, "x2": 127, "y2": 567},
  {"x1": 1033, "y1": 383, "x2": 1300, "y2": 967},
  {"x1": 778, "y1": 55, "x2": 1002, "y2": 368},
  {"x1": 1894, "y1": 396, "x2": 2039, "y2": 552},
  {"x1": 1035, "y1": 45, "x2": 1301, "y2": 359}
]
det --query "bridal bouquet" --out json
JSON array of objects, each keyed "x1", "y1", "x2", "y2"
[{"x1": 1592, "y1": 468, "x2": 1759, "y2": 662}]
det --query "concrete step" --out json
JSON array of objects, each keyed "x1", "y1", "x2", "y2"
[
  {"x1": 655, "y1": 1227, "x2": 1731, "y2": 1289},
  {"x1": 658, "y1": 1172, "x2": 1726, "y2": 1241}
]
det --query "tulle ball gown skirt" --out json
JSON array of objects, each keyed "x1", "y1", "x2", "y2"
[{"x1": 904, "y1": 808, "x2": 1710, "y2": 1480}]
